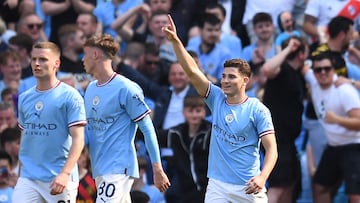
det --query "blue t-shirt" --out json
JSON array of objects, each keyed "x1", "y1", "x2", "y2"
[
  {"x1": 18, "y1": 81, "x2": 87, "y2": 182},
  {"x1": 85, "y1": 73, "x2": 158, "y2": 178},
  {"x1": 205, "y1": 83, "x2": 274, "y2": 185}
]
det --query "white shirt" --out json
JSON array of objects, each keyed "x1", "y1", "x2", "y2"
[
  {"x1": 162, "y1": 85, "x2": 190, "y2": 130},
  {"x1": 305, "y1": 0, "x2": 349, "y2": 26},
  {"x1": 305, "y1": 70, "x2": 360, "y2": 146}
]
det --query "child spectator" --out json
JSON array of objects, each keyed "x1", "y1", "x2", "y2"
[{"x1": 159, "y1": 95, "x2": 212, "y2": 203}]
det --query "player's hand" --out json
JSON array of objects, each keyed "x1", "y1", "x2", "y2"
[
  {"x1": 50, "y1": 172, "x2": 69, "y2": 195},
  {"x1": 162, "y1": 15, "x2": 178, "y2": 42},
  {"x1": 245, "y1": 175, "x2": 265, "y2": 194},
  {"x1": 152, "y1": 163, "x2": 171, "y2": 192}
]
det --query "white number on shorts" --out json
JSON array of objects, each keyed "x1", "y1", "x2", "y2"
[{"x1": 98, "y1": 182, "x2": 116, "y2": 197}]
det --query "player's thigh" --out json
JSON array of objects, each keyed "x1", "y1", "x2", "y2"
[
  {"x1": 13, "y1": 177, "x2": 46, "y2": 203},
  {"x1": 205, "y1": 178, "x2": 267, "y2": 203},
  {"x1": 95, "y1": 174, "x2": 134, "y2": 203},
  {"x1": 40, "y1": 180, "x2": 78, "y2": 203}
]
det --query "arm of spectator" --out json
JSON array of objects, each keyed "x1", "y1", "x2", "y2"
[
  {"x1": 303, "y1": 15, "x2": 319, "y2": 39},
  {"x1": 111, "y1": 4, "x2": 151, "y2": 42},
  {"x1": 260, "y1": 38, "x2": 299, "y2": 79},
  {"x1": 70, "y1": 0, "x2": 95, "y2": 13},
  {"x1": 335, "y1": 76, "x2": 360, "y2": 90},
  {"x1": 306, "y1": 145, "x2": 316, "y2": 177},
  {"x1": 325, "y1": 108, "x2": 360, "y2": 130},
  {"x1": 41, "y1": 0, "x2": 71, "y2": 16}
]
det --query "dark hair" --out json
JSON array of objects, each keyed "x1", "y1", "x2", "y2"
[
  {"x1": 78, "y1": 12, "x2": 98, "y2": 24},
  {"x1": 183, "y1": 95, "x2": 205, "y2": 108},
  {"x1": 9, "y1": 33, "x2": 34, "y2": 53},
  {"x1": 199, "y1": 13, "x2": 221, "y2": 28},
  {"x1": 311, "y1": 52, "x2": 333, "y2": 67},
  {"x1": 0, "y1": 150, "x2": 12, "y2": 166},
  {"x1": 84, "y1": 34, "x2": 119, "y2": 59},
  {"x1": 0, "y1": 127, "x2": 21, "y2": 148},
  {"x1": 1, "y1": 88, "x2": 15, "y2": 101},
  {"x1": 327, "y1": 16, "x2": 354, "y2": 39},
  {"x1": 0, "y1": 51, "x2": 21, "y2": 65},
  {"x1": 224, "y1": 59, "x2": 252, "y2": 77},
  {"x1": 281, "y1": 36, "x2": 307, "y2": 60},
  {"x1": 205, "y1": 2, "x2": 226, "y2": 18},
  {"x1": 144, "y1": 42, "x2": 159, "y2": 56},
  {"x1": 252, "y1": 12, "x2": 272, "y2": 26}
]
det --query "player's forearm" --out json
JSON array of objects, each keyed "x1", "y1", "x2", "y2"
[
  {"x1": 61, "y1": 126, "x2": 85, "y2": 175},
  {"x1": 138, "y1": 115, "x2": 161, "y2": 163},
  {"x1": 259, "y1": 134, "x2": 278, "y2": 180}
]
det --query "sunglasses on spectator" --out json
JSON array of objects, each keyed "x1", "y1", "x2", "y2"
[
  {"x1": 27, "y1": 23, "x2": 43, "y2": 30},
  {"x1": 313, "y1": 66, "x2": 332, "y2": 74}
]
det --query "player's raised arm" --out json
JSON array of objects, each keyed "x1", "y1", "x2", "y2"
[{"x1": 162, "y1": 15, "x2": 209, "y2": 97}]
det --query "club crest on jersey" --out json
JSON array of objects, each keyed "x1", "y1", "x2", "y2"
[
  {"x1": 225, "y1": 114, "x2": 234, "y2": 123},
  {"x1": 93, "y1": 96, "x2": 100, "y2": 106},
  {"x1": 35, "y1": 101, "x2": 43, "y2": 111}
]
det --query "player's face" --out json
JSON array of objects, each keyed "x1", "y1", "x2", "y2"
[
  {"x1": 31, "y1": 48, "x2": 59, "y2": 80},
  {"x1": 183, "y1": 106, "x2": 206, "y2": 126},
  {"x1": 221, "y1": 67, "x2": 247, "y2": 97},
  {"x1": 312, "y1": 59, "x2": 335, "y2": 88},
  {"x1": 82, "y1": 46, "x2": 96, "y2": 75}
]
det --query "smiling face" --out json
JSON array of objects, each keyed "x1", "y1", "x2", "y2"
[
  {"x1": 312, "y1": 58, "x2": 335, "y2": 89},
  {"x1": 221, "y1": 67, "x2": 248, "y2": 97},
  {"x1": 168, "y1": 63, "x2": 190, "y2": 93}
]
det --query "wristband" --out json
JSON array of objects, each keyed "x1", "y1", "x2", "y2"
[{"x1": 351, "y1": 79, "x2": 356, "y2": 86}]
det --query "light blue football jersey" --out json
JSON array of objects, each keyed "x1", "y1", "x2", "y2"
[
  {"x1": 205, "y1": 83, "x2": 275, "y2": 185},
  {"x1": 85, "y1": 73, "x2": 153, "y2": 178},
  {"x1": 18, "y1": 81, "x2": 87, "y2": 182}
]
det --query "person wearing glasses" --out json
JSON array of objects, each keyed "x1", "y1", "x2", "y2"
[
  {"x1": 16, "y1": 13, "x2": 48, "y2": 43},
  {"x1": 303, "y1": 52, "x2": 360, "y2": 203}
]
